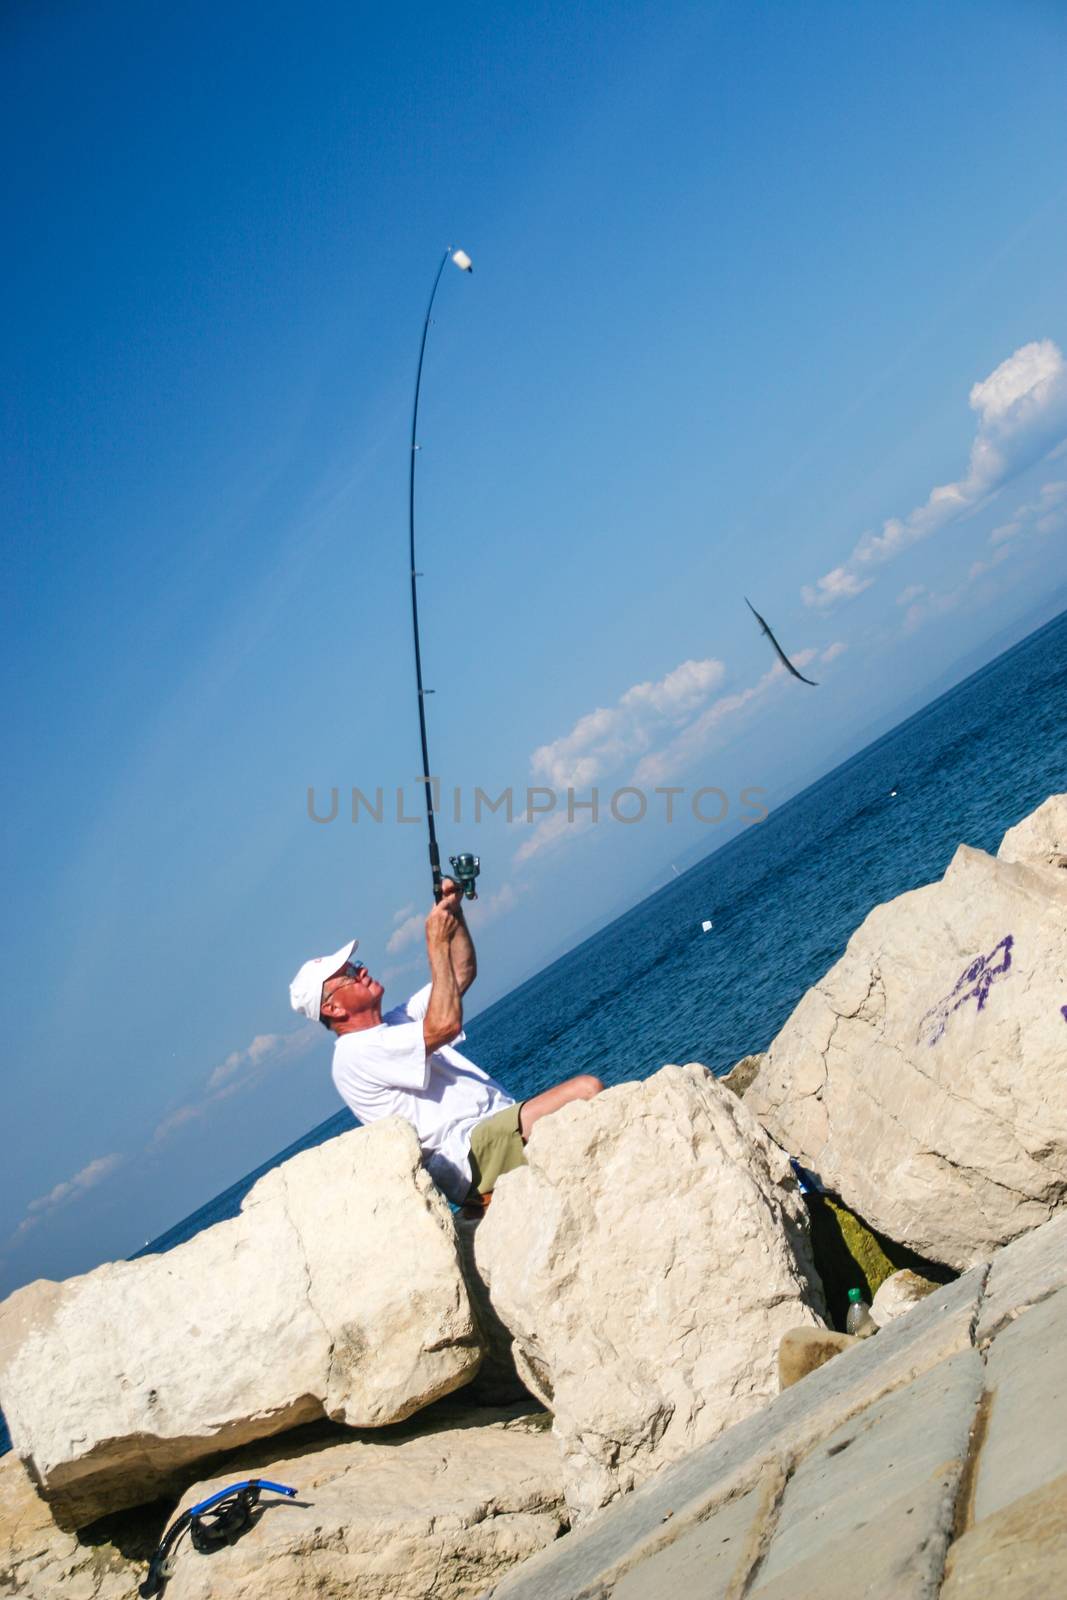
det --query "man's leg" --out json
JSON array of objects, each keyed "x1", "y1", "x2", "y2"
[
  {"x1": 460, "y1": 1078, "x2": 605, "y2": 1218},
  {"x1": 519, "y1": 1074, "x2": 604, "y2": 1140}
]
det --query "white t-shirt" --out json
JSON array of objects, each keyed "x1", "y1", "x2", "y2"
[{"x1": 331, "y1": 984, "x2": 514, "y2": 1203}]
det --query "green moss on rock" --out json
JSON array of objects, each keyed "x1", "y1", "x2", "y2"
[{"x1": 805, "y1": 1190, "x2": 955, "y2": 1331}]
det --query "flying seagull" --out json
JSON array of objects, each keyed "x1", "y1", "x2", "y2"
[{"x1": 745, "y1": 598, "x2": 818, "y2": 686}]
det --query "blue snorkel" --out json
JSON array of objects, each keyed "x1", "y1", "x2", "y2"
[{"x1": 140, "y1": 1479, "x2": 297, "y2": 1596}]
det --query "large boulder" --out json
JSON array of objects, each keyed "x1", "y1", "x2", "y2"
[
  {"x1": 0, "y1": 1454, "x2": 142, "y2": 1600},
  {"x1": 747, "y1": 806, "x2": 1067, "y2": 1270},
  {"x1": 475, "y1": 1064, "x2": 826, "y2": 1520},
  {"x1": 160, "y1": 1402, "x2": 565, "y2": 1600},
  {"x1": 0, "y1": 1120, "x2": 482, "y2": 1529}
]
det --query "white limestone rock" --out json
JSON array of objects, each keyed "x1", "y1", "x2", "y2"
[
  {"x1": 161, "y1": 1403, "x2": 566, "y2": 1600},
  {"x1": 0, "y1": 1453, "x2": 142, "y2": 1600},
  {"x1": 475, "y1": 1064, "x2": 826, "y2": 1520},
  {"x1": 871, "y1": 1269, "x2": 939, "y2": 1325},
  {"x1": 778, "y1": 1326, "x2": 857, "y2": 1389},
  {"x1": 997, "y1": 792, "x2": 1067, "y2": 871},
  {"x1": 0, "y1": 1120, "x2": 482, "y2": 1529},
  {"x1": 720, "y1": 1053, "x2": 764, "y2": 1098},
  {"x1": 747, "y1": 812, "x2": 1067, "y2": 1270}
]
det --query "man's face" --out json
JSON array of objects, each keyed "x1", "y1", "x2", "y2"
[{"x1": 320, "y1": 958, "x2": 384, "y2": 1023}]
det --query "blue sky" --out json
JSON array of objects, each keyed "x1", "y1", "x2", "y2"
[{"x1": 3, "y1": 0, "x2": 1066, "y2": 1294}]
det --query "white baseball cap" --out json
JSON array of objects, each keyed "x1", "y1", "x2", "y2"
[{"x1": 289, "y1": 938, "x2": 359, "y2": 1022}]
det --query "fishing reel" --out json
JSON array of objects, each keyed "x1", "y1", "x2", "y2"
[{"x1": 448, "y1": 852, "x2": 480, "y2": 901}]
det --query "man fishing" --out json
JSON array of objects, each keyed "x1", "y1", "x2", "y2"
[{"x1": 289, "y1": 879, "x2": 603, "y2": 1210}]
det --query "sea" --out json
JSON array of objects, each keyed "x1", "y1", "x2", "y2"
[{"x1": 2, "y1": 608, "x2": 1065, "y2": 1460}]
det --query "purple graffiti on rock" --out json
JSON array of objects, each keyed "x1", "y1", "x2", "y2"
[{"x1": 917, "y1": 934, "x2": 1014, "y2": 1048}]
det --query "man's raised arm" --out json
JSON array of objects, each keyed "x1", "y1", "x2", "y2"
[
  {"x1": 441, "y1": 878, "x2": 477, "y2": 996},
  {"x1": 423, "y1": 897, "x2": 464, "y2": 1053}
]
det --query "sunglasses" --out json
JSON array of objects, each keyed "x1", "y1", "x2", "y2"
[{"x1": 323, "y1": 959, "x2": 367, "y2": 999}]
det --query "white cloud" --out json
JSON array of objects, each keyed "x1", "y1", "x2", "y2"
[
  {"x1": 469, "y1": 880, "x2": 523, "y2": 922},
  {"x1": 153, "y1": 1027, "x2": 318, "y2": 1145},
  {"x1": 514, "y1": 808, "x2": 586, "y2": 866},
  {"x1": 903, "y1": 540, "x2": 1012, "y2": 635},
  {"x1": 801, "y1": 567, "x2": 874, "y2": 609},
  {"x1": 514, "y1": 647, "x2": 814, "y2": 862},
  {"x1": 386, "y1": 912, "x2": 423, "y2": 955},
  {"x1": 953, "y1": 474, "x2": 1066, "y2": 597},
  {"x1": 152, "y1": 1103, "x2": 203, "y2": 1143},
  {"x1": 991, "y1": 479, "x2": 1067, "y2": 545},
  {"x1": 804, "y1": 340, "x2": 1067, "y2": 609},
  {"x1": 27, "y1": 1154, "x2": 123, "y2": 1214},
  {"x1": 513, "y1": 623, "x2": 845, "y2": 865},
  {"x1": 902, "y1": 588, "x2": 963, "y2": 633},
  {"x1": 9, "y1": 1153, "x2": 124, "y2": 1245},
  {"x1": 619, "y1": 658, "x2": 726, "y2": 717},
  {"x1": 967, "y1": 545, "x2": 1011, "y2": 583},
  {"x1": 896, "y1": 584, "x2": 926, "y2": 606},
  {"x1": 529, "y1": 658, "x2": 726, "y2": 791},
  {"x1": 1037, "y1": 488, "x2": 1067, "y2": 534},
  {"x1": 632, "y1": 664, "x2": 783, "y2": 787},
  {"x1": 391, "y1": 903, "x2": 415, "y2": 926},
  {"x1": 207, "y1": 1032, "x2": 281, "y2": 1091},
  {"x1": 512, "y1": 658, "x2": 728, "y2": 863}
]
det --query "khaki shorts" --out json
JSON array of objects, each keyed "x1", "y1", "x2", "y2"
[{"x1": 467, "y1": 1102, "x2": 526, "y2": 1197}]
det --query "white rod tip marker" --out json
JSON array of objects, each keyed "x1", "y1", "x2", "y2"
[{"x1": 451, "y1": 248, "x2": 473, "y2": 272}]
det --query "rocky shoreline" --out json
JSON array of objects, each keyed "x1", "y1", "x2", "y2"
[{"x1": 2, "y1": 794, "x2": 1065, "y2": 1597}]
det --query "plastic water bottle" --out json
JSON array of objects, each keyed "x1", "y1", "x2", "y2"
[{"x1": 845, "y1": 1287, "x2": 877, "y2": 1338}]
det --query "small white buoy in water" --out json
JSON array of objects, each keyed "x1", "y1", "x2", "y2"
[
  {"x1": 890, "y1": 789, "x2": 897, "y2": 797},
  {"x1": 701, "y1": 919, "x2": 713, "y2": 932}
]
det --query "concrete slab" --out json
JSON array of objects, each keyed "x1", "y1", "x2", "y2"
[
  {"x1": 940, "y1": 1471, "x2": 1067, "y2": 1600},
  {"x1": 972, "y1": 1287, "x2": 1067, "y2": 1523},
  {"x1": 609, "y1": 1483, "x2": 766, "y2": 1600},
  {"x1": 748, "y1": 1351, "x2": 984, "y2": 1600},
  {"x1": 976, "y1": 1212, "x2": 1067, "y2": 1343},
  {"x1": 483, "y1": 1267, "x2": 987, "y2": 1599}
]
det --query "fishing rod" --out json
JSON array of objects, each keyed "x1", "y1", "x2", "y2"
[{"x1": 408, "y1": 246, "x2": 480, "y2": 904}]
